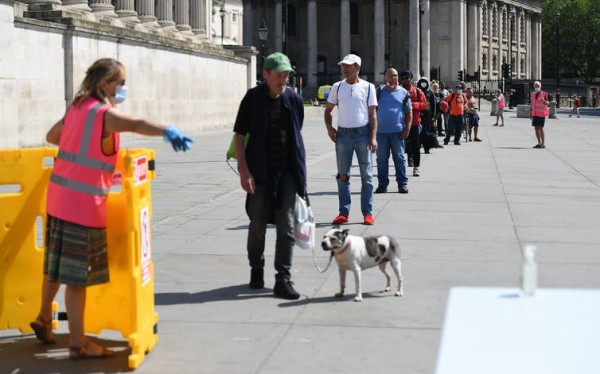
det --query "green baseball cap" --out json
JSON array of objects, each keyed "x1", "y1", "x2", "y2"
[{"x1": 263, "y1": 52, "x2": 295, "y2": 73}]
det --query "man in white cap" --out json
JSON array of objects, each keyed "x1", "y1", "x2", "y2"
[{"x1": 324, "y1": 54, "x2": 378, "y2": 225}]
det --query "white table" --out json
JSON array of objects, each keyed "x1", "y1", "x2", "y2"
[{"x1": 436, "y1": 287, "x2": 600, "y2": 374}]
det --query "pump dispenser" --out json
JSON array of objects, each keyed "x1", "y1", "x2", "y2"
[{"x1": 521, "y1": 245, "x2": 538, "y2": 296}]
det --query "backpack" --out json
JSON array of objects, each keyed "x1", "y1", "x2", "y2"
[{"x1": 439, "y1": 100, "x2": 449, "y2": 113}]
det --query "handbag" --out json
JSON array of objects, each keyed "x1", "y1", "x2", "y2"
[{"x1": 294, "y1": 194, "x2": 315, "y2": 250}]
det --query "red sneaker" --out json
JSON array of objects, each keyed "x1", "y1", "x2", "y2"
[
  {"x1": 332, "y1": 215, "x2": 349, "y2": 224},
  {"x1": 363, "y1": 214, "x2": 375, "y2": 225}
]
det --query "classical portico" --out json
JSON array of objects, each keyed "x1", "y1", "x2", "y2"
[{"x1": 243, "y1": 0, "x2": 543, "y2": 89}]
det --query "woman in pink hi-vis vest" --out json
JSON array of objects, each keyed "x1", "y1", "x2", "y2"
[
  {"x1": 30, "y1": 58, "x2": 193, "y2": 359},
  {"x1": 530, "y1": 81, "x2": 550, "y2": 149},
  {"x1": 494, "y1": 89, "x2": 506, "y2": 126}
]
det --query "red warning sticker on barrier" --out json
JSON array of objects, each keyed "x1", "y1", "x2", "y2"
[
  {"x1": 134, "y1": 156, "x2": 148, "y2": 186},
  {"x1": 140, "y1": 206, "x2": 151, "y2": 286}
]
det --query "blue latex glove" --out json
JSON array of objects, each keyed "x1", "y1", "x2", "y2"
[{"x1": 163, "y1": 124, "x2": 194, "y2": 152}]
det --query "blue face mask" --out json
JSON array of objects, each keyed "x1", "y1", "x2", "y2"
[
  {"x1": 114, "y1": 85, "x2": 128, "y2": 104},
  {"x1": 456, "y1": 89, "x2": 463, "y2": 94}
]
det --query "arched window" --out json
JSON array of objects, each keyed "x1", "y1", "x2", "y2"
[
  {"x1": 520, "y1": 15, "x2": 525, "y2": 43},
  {"x1": 502, "y1": 9, "x2": 507, "y2": 39},
  {"x1": 350, "y1": 1, "x2": 360, "y2": 35},
  {"x1": 482, "y1": 53, "x2": 488, "y2": 69}
]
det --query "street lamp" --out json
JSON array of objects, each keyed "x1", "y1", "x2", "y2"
[
  {"x1": 257, "y1": 19, "x2": 269, "y2": 76},
  {"x1": 555, "y1": 12, "x2": 560, "y2": 108},
  {"x1": 508, "y1": 7, "x2": 516, "y2": 108},
  {"x1": 219, "y1": 2, "x2": 226, "y2": 46}
]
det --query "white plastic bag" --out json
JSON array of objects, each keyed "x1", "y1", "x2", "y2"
[{"x1": 294, "y1": 195, "x2": 315, "y2": 250}]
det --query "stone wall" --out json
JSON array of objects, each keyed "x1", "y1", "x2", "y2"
[{"x1": 0, "y1": 0, "x2": 255, "y2": 149}]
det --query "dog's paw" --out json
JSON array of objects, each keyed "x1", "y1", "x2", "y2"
[
  {"x1": 395, "y1": 290, "x2": 403, "y2": 297},
  {"x1": 334, "y1": 292, "x2": 344, "y2": 298},
  {"x1": 353, "y1": 295, "x2": 363, "y2": 302},
  {"x1": 384, "y1": 286, "x2": 391, "y2": 292}
]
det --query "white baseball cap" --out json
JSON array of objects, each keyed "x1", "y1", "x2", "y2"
[{"x1": 338, "y1": 54, "x2": 361, "y2": 66}]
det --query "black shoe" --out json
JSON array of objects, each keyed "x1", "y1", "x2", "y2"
[
  {"x1": 454, "y1": 142, "x2": 461, "y2": 145},
  {"x1": 273, "y1": 280, "x2": 300, "y2": 300},
  {"x1": 424, "y1": 149, "x2": 430, "y2": 154},
  {"x1": 375, "y1": 186, "x2": 387, "y2": 193},
  {"x1": 249, "y1": 269, "x2": 264, "y2": 289},
  {"x1": 436, "y1": 144, "x2": 444, "y2": 148},
  {"x1": 398, "y1": 185, "x2": 409, "y2": 194},
  {"x1": 443, "y1": 141, "x2": 449, "y2": 145}
]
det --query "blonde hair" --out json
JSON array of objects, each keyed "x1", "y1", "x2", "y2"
[{"x1": 73, "y1": 58, "x2": 126, "y2": 106}]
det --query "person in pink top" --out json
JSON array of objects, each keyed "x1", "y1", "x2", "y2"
[
  {"x1": 530, "y1": 81, "x2": 550, "y2": 148},
  {"x1": 494, "y1": 89, "x2": 506, "y2": 127}
]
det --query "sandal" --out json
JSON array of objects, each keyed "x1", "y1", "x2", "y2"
[
  {"x1": 30, "y1": 316, "x2": 57, "y2": 344},
  {"x1": 69, "y1": 340, "x2": 115, "y2": 359}
]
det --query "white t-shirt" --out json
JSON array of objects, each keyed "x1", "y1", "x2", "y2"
[{"x1": 328, "y1": 79, "x2": 377, "y2": 128}]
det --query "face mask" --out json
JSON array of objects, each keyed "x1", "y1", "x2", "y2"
[
  {"x1": 113, "y1": 84, "x2": 128, "y2": 104},
  {"x1": 456, "y1": 89, "x2": 463, "y2": 94},
  {"x1": 534, "y1": 87, "x2": 540, "y2": 92}
]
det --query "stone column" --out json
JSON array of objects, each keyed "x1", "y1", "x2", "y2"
[
  {"x1": 275, "y1": 0, "x2": 282, "y2": 52},
  {"x1": 409, "y1": 0, "x2": 419, "y2": 78},
  {"x1": 174, "y1": 0, "x2": 192, "y2": 33},
  {"x1": 530, "y1": 14, "x2": 538, "y2": 79},
  {"x1": 537, "y1": 16, "x2": 542, "y2": 79},
  {"x1": 136, "y1": 0, "x2": 159, "y2": 26},
  {"x1": 373, "y1": 0, "x2": 385, "y2": 84},
  {"x1": 90, "y1": 0, "x2": 118, "y2": 17},
  {"x1": 307, "y1": 0, "x2": 317, "y2": 87},
  {"x1": 340, "y1": 0, "x2": 350, "y2": 59},
  {"x1": 62, "y1": 0, "x2": 91, "y2": 11},
  {"x1": 242, "y1": 0, "x2": 254, "y2": 45},
  {"x1": 420, "y1": 0, "x2": 430, "y2": 79},
  {"x1": 191, "y1": 0, "x2": 208, "y2": 37},
  {"x1": 21, "y1": 0, "x2": 60, "y2": 5},
  {"x1": 114, "y1": 0, "x2": 139, "y2": 22},
  {"x1": 450, "y1": 0, "x2": 465, "y2": 78},
  {"x1": 466, "y1": 0, "x2": 478, "y2": 76},
  {"x1": 156, "y1": 0, "x2": 177, "y2": 30},
  {"x1": 525, "y1": 12, "x2": 531, "y2": 79}
]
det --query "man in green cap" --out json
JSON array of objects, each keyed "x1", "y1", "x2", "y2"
[{"x1": 232, "y1": 52, "x2": 307, "y2": 300}]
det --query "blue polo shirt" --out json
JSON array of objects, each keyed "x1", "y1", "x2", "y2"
[{"x1": 376, "y1": 86, "x2": 412, "y2": 134}]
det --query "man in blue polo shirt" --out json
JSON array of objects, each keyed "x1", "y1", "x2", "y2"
[
  {"x1": 375, "y1": 67, "x2": 413, "y2": 194},
  {"x1": 233, "y1": 52, "x2": 307, "y2": 300}
]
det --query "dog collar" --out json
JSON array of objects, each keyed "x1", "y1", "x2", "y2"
[{"x1": 335, "y1": 240, "x2": 351, "y2": 256}]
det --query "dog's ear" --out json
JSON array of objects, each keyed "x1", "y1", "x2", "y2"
[{"x1": 341, "y1": 229, "x2": 349, "y2": 239}]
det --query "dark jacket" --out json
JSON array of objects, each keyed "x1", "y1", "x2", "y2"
[{"x1": 233, "y1": 83, "x2": 307, "y2": 197}]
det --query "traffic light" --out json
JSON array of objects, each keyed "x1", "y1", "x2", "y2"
[
  {"x1": 457, "y1": 70, "x2": 464, "y2": 81},
  {"x1": 507, "y1": 63, "x2": 512, "y2": 79},
  {"x1": 502, "y1": 63, "x2": 511, "y2": 79}
]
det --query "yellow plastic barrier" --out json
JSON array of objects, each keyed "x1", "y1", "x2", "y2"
[
  {"x1": 0, "y1": 147, "x2": 58, "y2": 333},
  {"x1": 0, "y1": 147, "x2": 158, "y2": 369},
  {"x1": 85, "y1": 148, "x2": 158, "y2": 369}
]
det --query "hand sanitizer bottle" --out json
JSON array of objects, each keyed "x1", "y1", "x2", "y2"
[{"x1": 521, "y1": 245, "x2": 537, "y2": 296}]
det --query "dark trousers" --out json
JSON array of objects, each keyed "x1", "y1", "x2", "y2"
[
  {"x1": 246, "y1": 172, "x2": 296, "y2": 282},
  {"x1": 445, "y1": 115, "x2": 464, "y2": 144},
  {"x1": 406, "y1": 126, "x2": 421, "y2": 167}
]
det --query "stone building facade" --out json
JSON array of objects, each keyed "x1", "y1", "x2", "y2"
[{"x1": 242, "y1": 0, "x2": 544, "y2": 87}]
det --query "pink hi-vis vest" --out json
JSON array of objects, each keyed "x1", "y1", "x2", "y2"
[
  {"x1": 47, "y1": 97, "x2": 119, "y2": 228},
  {"x1": 531, "y1": 91, "x2": 549, "y2": 117}
]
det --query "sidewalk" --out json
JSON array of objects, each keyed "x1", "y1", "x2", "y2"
[{"x1": 2, "y1": 104, "x2": 600, "y2": 373}]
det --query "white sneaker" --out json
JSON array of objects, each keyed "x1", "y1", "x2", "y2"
[{"x1": 413, "y1": 167, "x2": 420, "y2": 177}]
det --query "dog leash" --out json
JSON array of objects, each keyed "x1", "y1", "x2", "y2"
[{"x1": 311, "y1": 245, "x2": 334, "y2": 273}]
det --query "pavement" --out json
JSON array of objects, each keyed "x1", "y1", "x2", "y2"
[{"x1": 2, "y1": 102, "x2": 600, "y2": 374}]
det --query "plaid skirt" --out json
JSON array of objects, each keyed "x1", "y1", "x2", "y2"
[{"x1": 44, "y1": 215, "x2": 109, "y2": 287}]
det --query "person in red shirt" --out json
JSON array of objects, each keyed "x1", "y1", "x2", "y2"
[
  {"x1": 443, "y1": 85, "x2": 467, "y2": 145},
  {"x1": 399, "y1": 70, "x2": 427, "y2": 177}
]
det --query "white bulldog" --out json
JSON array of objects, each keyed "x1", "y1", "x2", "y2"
[{"x1": 321, "y1": 227, "x2": 404, "y2": 302}]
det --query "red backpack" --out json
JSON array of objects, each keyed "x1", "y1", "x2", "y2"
[{"x1": 439, "y1": 100, "x2": 449, "y2": 113}]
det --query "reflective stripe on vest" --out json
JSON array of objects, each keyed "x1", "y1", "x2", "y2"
[
  {"x1": 531, "y1": 92, "x2": 549, "y2": 117},
  {"x1": 50, "y1": 102, "x2": 113, "y2": 196}
]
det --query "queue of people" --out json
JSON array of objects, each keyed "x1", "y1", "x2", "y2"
[{"x1": 31, "y1": 53, "x2": 551, "y2": 359}]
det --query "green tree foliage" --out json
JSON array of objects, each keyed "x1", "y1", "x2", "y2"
[{"x1": 543, "y1": 0, "x2": 600, "y2": 83}]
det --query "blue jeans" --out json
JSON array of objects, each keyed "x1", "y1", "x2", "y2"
[
  {"x1": 245, "y1": 172, "x2": 296, "y2": 282},
  {"x1": 335, "y1": 125, "x2": 373, "y2": 217},
  {"x1": 376, "y1": 132, "x2": 407, "y2": 188}
]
